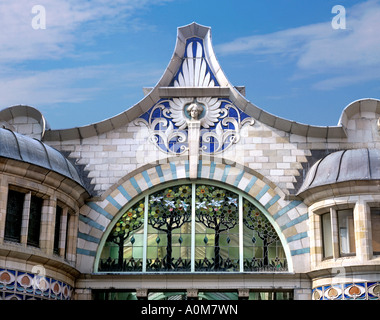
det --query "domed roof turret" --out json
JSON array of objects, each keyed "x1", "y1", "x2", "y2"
[
  {"x1": 0, "y1": 127, "x2": 84, "y2": 187},
  {"x1": 298, "y1": 148, "x2": 380, "y2": 195}
]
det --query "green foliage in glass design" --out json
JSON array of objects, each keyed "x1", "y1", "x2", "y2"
[
  {"x1": 243, "y1": 200, "x2": 287, "y2": 271},
  {"x1": 112, "y1": 201, "x2": 145, "y2": 237},
  {"x1": 148, "y1": 185, "x2": 192, "y2": 270},
  {"x1": 195, "y1": 185, "x2": 238, "y2": 228},
  {"x1": 100, "y1": 199, "x2": 144, "y2": 271},
  {"x1": 195, "y1": 185, "x2": 239, "y2": 270}
]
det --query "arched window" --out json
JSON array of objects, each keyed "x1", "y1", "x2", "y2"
[{"x1": 97, "y1": 183, "x2": 287, "y2": 273}]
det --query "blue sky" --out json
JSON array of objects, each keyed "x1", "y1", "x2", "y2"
[{"x1": 1, "y1": 0, "x2": 379, "y2": 129}]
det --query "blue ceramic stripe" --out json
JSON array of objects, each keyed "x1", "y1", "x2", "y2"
[
  {"x1": 79, "y1": 215, "x2": 105, "y2": 231},
  {"x1": 244, "y1": 176, "x2": 258, "y2": 193},
  {"x1": 255, "y1": 184, "x2": 270, "y2": 200},
  {"x1": 264, "y1": 194, "x2": 281, "y2": 209},
  {"x1": 170, "y1": 162, "x2": 177, "y2": 179},
  {"x1": 86, "y1": 202, "x2": 113, "y2": 220},
  {"x1": 185, "y1": 160, "x2": 189, "y2": 178},
  {"x1": 280, "y1": 213, "x2": 309, "y2": 231},
  {"x1": 117, "y1": 185, "x2": 132, "y2": 201},
  {"x1": 77, "y1": 248, "x2": 96, "y2": 257},
  {"x1": 233, "y1": 170, "x2": 245, "y2": 187},
  {"x1": 77, "y1": 232, "x2": 100, "y2": 244},
  {"x1": 273, "y1": 200, "x2": 303, "y2": 220},
  {"x1": 197, "y1": 160, "x2": 203, "y2": 178},
  {"x1": 290, "y1": 247, "x2": 310, "y2": 256},
  {"x1": 106, "y1": 195, "x2": 122, "y2": 210},
  {"x1": 221, "y1": 165, "x2": 231, "y2": 182},
  {"x1": 129, "y1": 177, "x2": 142, "y2": 193},
  {"x1": 286, "y1": 231, "x2": 308, "y2": 243},
  {"x1": 155, "y1": 166, "x2": 165, "y2": 182},
  {"x1": 209, "y1": 162, "x2": 216, "y2": 179},
  {"x1": 141, "y1": 170, "x2": 153, "y2": 188}
]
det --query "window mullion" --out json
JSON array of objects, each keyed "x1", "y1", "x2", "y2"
[
  {"x1": 239, "y1": 194, "x2": 244, "y2": 272},
  {"x1": 143, "y1": 195, "x2": 149, "y2": 272},
  {"x1": 21, "y1": 192, "x2": 31, "y2": 245},
  {"x1": 330, "y1": 208, "x2": 339, "y2": 259}
]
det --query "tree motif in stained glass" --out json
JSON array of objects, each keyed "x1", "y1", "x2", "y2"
[
  {"x1": 243, "y1": 200, "x2": 287, "y2": 271},
  {"x1": 147, "y1": 185, "x2": 192, "y2": 271},
  {"x1": 195, "y1": 185, "x2": 239, "y2": 271},
  {"x1": 100, "y1": 199, "x2": 145, "y2": 271}
]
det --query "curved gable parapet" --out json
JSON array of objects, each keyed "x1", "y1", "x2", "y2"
[
  {"x1": 0, "y1": 105, "x2": 50, "y2": 140},
  {"x1": 228, "y1": 87, "x2": 347, "y2": 138},
  {"x1": 42, "y1": 22, "x2": 351, "y2": 141},
  {"x1": 337, "y1": 98, "x2": 380, "y2": 128},
  {"x1": 43, "y1": 22, "x2": 231, "y2": 142}
]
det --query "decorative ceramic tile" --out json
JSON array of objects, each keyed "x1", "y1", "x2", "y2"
[
  {"x1": 313, "y1": 281, "x2": 380, "y2": 300},
  {"x1": 0, "y1": 268, "x2": 72, "y2": 300}
]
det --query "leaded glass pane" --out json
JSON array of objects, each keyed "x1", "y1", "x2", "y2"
[
  {"x1": 243, "y1": 199, "x2": 287, "y2": 271},
  {"x1": 147, "y1": 185, "x2": 192, "y2": 271},
  {"x1": 99, "y1": 198, "x2": 145, "y2": 271},
  {"x1": 195, "y1": 184, "x2": 239, "y2": 271}
]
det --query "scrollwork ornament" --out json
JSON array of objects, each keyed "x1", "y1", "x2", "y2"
[{"x1": 135, "y1": 98, "x2": 254, "y2": 155}]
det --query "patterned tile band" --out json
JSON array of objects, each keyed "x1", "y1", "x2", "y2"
[
  {"x1": 312, "y1": 282, "x2": 380, "y2": 300},
  {"x1": 0, "y1": 268, "x2": 73, "y2": 300}
]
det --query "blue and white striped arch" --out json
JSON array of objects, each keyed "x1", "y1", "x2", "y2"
[{"x1": 76, "y1": 160, "x2": 309, "y2": 273}]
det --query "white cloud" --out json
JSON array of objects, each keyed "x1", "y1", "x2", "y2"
[
  {"x1": 0, "y1": 0, "x2": 172, "y2": 63},
  {"x1": 216, "y1": 0, "x2": 380, "y2": 90},
  {"x1": 0, "y1": 0, "x2": 169, "y2": 110},
  {"x1": 0, "y1": 66, "x2": 105, "y2": 106},
  {"x1": 0, "y1": 63, "x2": 163, "y2": 108},
  {"x1": 216, "y1": 22, "x2": 330, "y2": 58}
]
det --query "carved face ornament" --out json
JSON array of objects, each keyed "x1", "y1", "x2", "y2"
[
  {"x1": 187, "y1": 102, "x2": 203, "y2": 120},
  {"x1": 169, "y1": 97, "x2": 222, "y2": 129}
]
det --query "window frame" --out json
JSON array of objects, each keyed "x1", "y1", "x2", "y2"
[
  {"x1": 316, "y1": 205, "x2": 357, "y2": 261},
  {"x1": 3, "y1": 185, "x2": 73, "y2": 260},
  {"x1": 321, "y1": 212, "x2": 333, "y2": 260},
  {"x1": 54, "y1": 205, "x2": 63, "y2": 255},
  {"x1": 337, "y1": 209, "x2": 356, "y2": 257},
  {"x1": 4, "y1": 189, "x2": 26, "y2": 243},
  {"x1": 27, "y1": 195, "x2": 43, "y2": 247},
  {"x1": 370, "y1": 207, "x2": 380, "y2": 256}
]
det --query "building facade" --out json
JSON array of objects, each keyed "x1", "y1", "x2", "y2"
[{"x1": 0, "y1": 23, "x2": 379, "y2": 300}]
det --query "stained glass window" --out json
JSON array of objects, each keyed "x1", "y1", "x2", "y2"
[
  {"x1": 195, "y1": 185, "x2": 239, "y2": 271},
  {"x1": 99, "y1": 198, "x2": 145, "y2": 271},
  {"x1": 98, "y1": 183, "x2": 287, "y2": 273},
  {"x1": 243, "y1": 199, "x2": 287, "y2": 271},
  {"x1": 147, "y1": 185, "x2": 192, "y2": 271}
]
